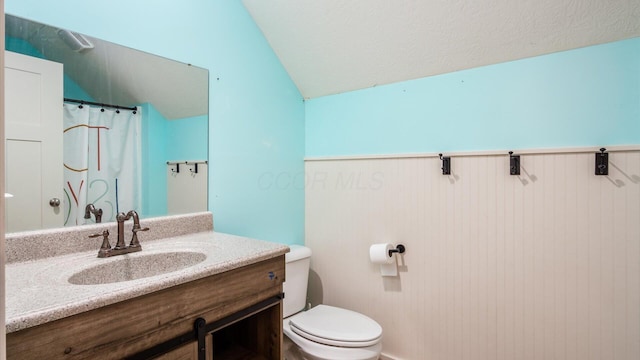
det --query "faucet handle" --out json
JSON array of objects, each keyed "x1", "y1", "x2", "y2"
[
  {"x1": 89, "y1": 229, "x2": 108, "y2": 240},
  {"x1": 89, "y1": 229, "x2": 112, "y2": 258},
  {"x1": 129, "y1": 226, "x2": 149, "y2": 248}
]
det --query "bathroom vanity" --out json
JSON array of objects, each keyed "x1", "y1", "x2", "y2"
[{"x1": 4, "y1": 212, "x2": 288, "y2": 359}]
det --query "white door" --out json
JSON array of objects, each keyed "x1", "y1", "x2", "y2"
[{"x1": 5, "y1": 51, "x2": 63, "y2": 232}]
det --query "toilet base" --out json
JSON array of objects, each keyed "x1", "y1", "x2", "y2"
[{"x1": 283, "y1": 335, "x2": 306, "y2": 360}]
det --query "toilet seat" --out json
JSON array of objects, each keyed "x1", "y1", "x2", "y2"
[{"x1": 288, "y1": 305, "x2": 382, "y2": 348}]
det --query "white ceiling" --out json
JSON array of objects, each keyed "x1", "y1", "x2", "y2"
[{"x1": 243, "y1": 0, "x2": 640, "y2": 99}]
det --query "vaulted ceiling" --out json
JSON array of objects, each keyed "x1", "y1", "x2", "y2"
[{"x1": 243, "y1": 0, "x2": 640, "y2": 99}]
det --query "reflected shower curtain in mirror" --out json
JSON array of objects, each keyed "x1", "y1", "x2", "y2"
[{"x1": 63, "y1": 103, "x2": 142, "y2": 226}]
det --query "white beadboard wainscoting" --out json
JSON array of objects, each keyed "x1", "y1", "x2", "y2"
[{"x1": 304, "y1": 149, "x2": 640, "y2": 360}]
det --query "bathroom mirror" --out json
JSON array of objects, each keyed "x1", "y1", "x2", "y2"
[{"x1": 4, "y1": 14, "x2": 209, "y2": 233}]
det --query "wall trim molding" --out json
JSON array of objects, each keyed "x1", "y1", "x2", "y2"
[{"x1": 305, "y1": 144, "x2": 640, "y2": 162}]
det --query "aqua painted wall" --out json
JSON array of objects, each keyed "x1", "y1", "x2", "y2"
[
  {"x1": 167, "y1": 115, "x2": 208, "y2": 161},
  {"x1": 7, "y1": 0, "x2": 306, "y2": 245},
  {"x1": 140, "y1": 103, "x2": 168, "y2": 218},
  {"x1": 6, "y1": 37, "x2": 41, "y2": 57},
  {"x1": 140, "y1": 111, "x2": 208, "y2": 218},
  {"x1": 306, "y1": 37, "x2": 640, "y2": 157},
  {"x1": 154, "y1": 114, "x2": 208, "y2": 217}
]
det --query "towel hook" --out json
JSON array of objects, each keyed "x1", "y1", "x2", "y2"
[
  {"x1": 189, "y1": 162, "x2": 199, "y2": 174},
  {"x1": 595, "y1": 147, "x2": 608, "y2": 175},
  {"x1": 509, "y1": 151, "x2": 520, "y2": 175},
  {"x1": 438, "y1": 153, "x2": 451, "y2": 175}
]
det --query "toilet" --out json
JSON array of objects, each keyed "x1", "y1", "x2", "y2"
[{"x1": 283, "y1": 245, "x2": 383, "y2": 360}]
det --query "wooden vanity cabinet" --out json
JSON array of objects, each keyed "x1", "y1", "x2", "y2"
[{"x1": 6, "y1": 255, "x2": 285, "y2": 360}]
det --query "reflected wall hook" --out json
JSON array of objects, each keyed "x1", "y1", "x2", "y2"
[
  {"x1": 509, "y1": 151, "x2": 520, "y2": 175},
  {"x1": 167, "y1": 160, "x2": 207, "y2": 175},
  {"x1": 595, "y1": 147, "x2": 608, "y2": 175},
  {"x1": 439, "y1": 153, "x2": 451, "y2": 175}
]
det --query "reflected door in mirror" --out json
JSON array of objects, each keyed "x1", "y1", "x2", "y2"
[{"x1": 5, "y1": 51, "x2": 64, "y2": 232}]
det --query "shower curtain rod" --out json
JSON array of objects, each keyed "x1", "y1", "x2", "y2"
[{"x1": 64, "y1": 98, "x2": 137, "y2": 111}]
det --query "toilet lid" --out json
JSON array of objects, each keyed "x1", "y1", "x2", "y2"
[{"x1": 289, "y1": 305, "x2": 382, "y2": 348}]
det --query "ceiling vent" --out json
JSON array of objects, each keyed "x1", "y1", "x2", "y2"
[{"x1": 57, "y1": 29, "x2": 94, "y2": 52}]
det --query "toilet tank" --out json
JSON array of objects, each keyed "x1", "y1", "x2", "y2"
[{"x1": 283, "y1": 245, "x2": 312, "y2": 318}]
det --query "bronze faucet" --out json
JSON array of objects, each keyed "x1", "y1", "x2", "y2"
[
  {"x1": 115, "y1": 210, "x2": 149, "y2": 251},
  {"x1": 84, "y1": 204, "x2": 103, "y2": 223},
  {"x1": 89, "y1": 210, "x2": 149, "y2": 258}
]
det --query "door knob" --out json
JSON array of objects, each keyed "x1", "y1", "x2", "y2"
[{"x1": 49, "y1": 198, "x2": 61, "y2": 207}]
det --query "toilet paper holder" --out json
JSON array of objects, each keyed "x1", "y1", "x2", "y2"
[{"x1": 388, "y1": 244, "x2": 406, "y2": 257}]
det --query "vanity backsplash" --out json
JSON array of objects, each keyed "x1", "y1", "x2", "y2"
[{"x1": 5, "y1": 212, "x2": 214, "y2": 263}]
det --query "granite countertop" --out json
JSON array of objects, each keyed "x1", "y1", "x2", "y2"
[{"x1": 5, "y1": 231, "x2": 289, "y2": 333}]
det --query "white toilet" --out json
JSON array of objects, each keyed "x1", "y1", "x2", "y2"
[{"x1": 283, "y1": 245, "x2": 383, "y2": 360}]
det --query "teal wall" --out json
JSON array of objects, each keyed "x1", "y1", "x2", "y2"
[
  {"x1": 167, "y1": 115, "x2": 208, "y2": 161},
  {"x1": 6, "y1": 37, "x2": 41, "y2": 57},
  {"x1": 6, "y1": 0, "x2": 306, "y2": 245},
  {"x1": 140, "y1": 103, "x2": 168, "y2": 218},
  {"x1": 139, "y1": 111, "x2": 208, "y2": 218},
  {"x1": 141, "y1": 110, "x2": 208, "y2": 218},
  {"x1": 306, "y1": 37, "x2": 640, "y2": 157}
]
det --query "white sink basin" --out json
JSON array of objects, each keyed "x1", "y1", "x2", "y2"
[{"x1": 68, "y1": 251, "x2": 207, "y2": 285}]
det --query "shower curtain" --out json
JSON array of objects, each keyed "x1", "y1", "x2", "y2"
[{"x1": 63, "y1": 103, "x2": 142, "y2": 226}]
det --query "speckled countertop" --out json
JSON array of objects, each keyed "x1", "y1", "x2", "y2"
[{"x1": 5, "y1": 213, "x2": 289, "y2": 334}]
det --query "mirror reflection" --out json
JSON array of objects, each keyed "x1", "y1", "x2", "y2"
[{"x1": 4, "y1": 14, "x2": 209, "y2": 233}]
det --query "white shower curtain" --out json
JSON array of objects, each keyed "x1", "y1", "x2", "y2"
[{"x1": 63, "y1": 103, "x2": 142, "y2": 226}]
